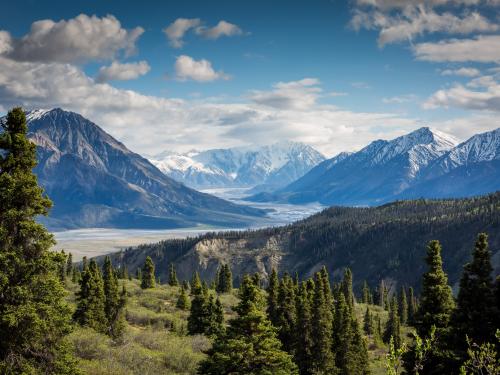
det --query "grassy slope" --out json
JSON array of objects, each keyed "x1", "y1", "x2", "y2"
[{"x1": 65, "y1": 279, "x2": 411, "y2": 375}]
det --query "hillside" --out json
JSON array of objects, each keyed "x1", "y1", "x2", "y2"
[
  {"x1": 18, "y1": 108, "x2": 266, "y2": 229},
  {"x1": 101, "y1": 192, "x2": 500, "y2": 292}
]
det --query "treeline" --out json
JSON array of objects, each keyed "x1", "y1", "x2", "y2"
[{"x1": 109, "y1": 191, "x2": 500, "y2": 290}]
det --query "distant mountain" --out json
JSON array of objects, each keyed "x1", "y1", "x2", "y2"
[
  {"x1": 101, "y1": 192, "x2": 500, "y2": 291},
  {"x1": 249, "y1": 127, "x2": 466, "y2": 205},
  {"x1": 149, "y1": 141, "x2": 325, "y2": 192},
  {"x1": 14, "y1": 108, "x2": 265, "y2": 230}
]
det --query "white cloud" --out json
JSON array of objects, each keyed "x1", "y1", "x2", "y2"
[
  {"x1": 163, "y1": 18, "x2": 244, "y2": 48},
  {"x1": 163, "y1": 18, "x2": 201, "y2": 48},
  {"x1": 248, "y1": 78, "x2": 322, "y2": 110},
  {"x1": 424, "y1": 74, "x2": 500, "y2": 111},
  {"x1": 195, "y1": 20, "x2": 244, "y2": 39},
  {"x1": 382, "y1": 94, "x2": 418, "y2": 103},
  {"x1": 1, "y1": 14, "x2": 144, "y2": 63},
  {"x1": 414, "y1": 35, "x2": 500, "y2": 62},
  {"x1": 350, "y1": 0, "x2": 500, "y2": 47},
  {"x1": 174, "y1": 55, "x2": 229, "y2": 82},
  {"x1": 0, "y1": 55, "x2": 431, "y2": 156},
  {"x1": 441, "y1": 67, "x2": 481, "y2": 76},
  {"x1": 96, "y1": 61, "x2": 150, "y2": 82}
]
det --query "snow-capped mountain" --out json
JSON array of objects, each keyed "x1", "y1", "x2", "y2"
[
  {"x1": 149, "y1": 141, "x2": 325, "y2": 191},
  {"x1": 247, "y1": 127, "x2": 486, "y2": 206},
  {"x1": 9, "y1": 108, "x2": 265, "y2": 229}
]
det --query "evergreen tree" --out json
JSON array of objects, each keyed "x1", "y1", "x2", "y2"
[
  {"x1": 0, "y1": 107, "x2": 77, "y2": 373},
  {"x1": 408, "y1": 286, "x2": 417, "y2": 325},
  {"x1": 276, "y1": 275, "x2": 297, "y2": 354},
  {"x1": 378, "y1": 280, "x2": 386, "y2": 309},
  {"x1": 66, "y1": 252, "x2": 73, "y2": 277},
  {"x1": 252, "y1": 272, "x2": 261, "y2": 288},
  {"x1": 216, "y1": 264, "x2": 233, "y2": 294},
  {"x1": 345, "y1": 318, "x2": 370, "y2": 375},
  {"x1": 58, "y1": 250, "x2": 67, "y2": 281},
  {"x1": 188, "y1": 281, "x2": 208, "y2": 335},
  {"x1": 191, "y1": 271, "x2": 202, "y2": 295},
  {"x1": 452, "y1": 233, "x2": 497, "y2": 348},
  {"x1": 295, "y1": 282, "x2": 314, "y2": 375},
  {"x1": 310, "y1": 271, "x2": 336, "y2": 374},
  {"x1": 399, "y1": 286, "x2": 408, "y2": 325},
  {"x1": 384, "y1": 296, "x2": 401, "y2": 349},
  {"x1": 102, "y1": 256, "x2": 126, "y2": 339},
  {"x1": 198, "y1": 275, "x2": 298, "y2": 374},
  {"x1": 342, "y1": 268, "x2": 355, "y2": 308},
  {"x1": 267, "y1": 268, "x2": 280, "y2": 326},
  {"x1": 333, "y1": 292, "x2": 352, "y2": 373},
  {"x1": 136, "y1": 267, "x2": 141, "y2": 280},
  {"x1": 74, "y1": 259, "x2": 107, "y2": 333},
  {"x1": 168, "y1": 263, "x2": 179, "y2": 286},
  {"x1": 363, "y1": 306, "x2": 374, "y2": 336},
  {"x1": 362, "y1": 281, "x2": 370, "y2": 304},
  {"x1": 176, "y1": 285, "x2": 191, "y2": 310},
  {"x1": 415, "y1": 240, "x2": 455, "y2": 337},
  {"x1": 140, "y1": 256, "x2": 155, "y2": 289}
]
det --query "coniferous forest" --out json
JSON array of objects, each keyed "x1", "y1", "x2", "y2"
[{"x1": 1, "y1": 108, "x2": 499, "y2": 374}]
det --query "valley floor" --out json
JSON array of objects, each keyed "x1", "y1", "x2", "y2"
[{"x1": 52, "y1": 187, "x2": 325, "y2": 261}]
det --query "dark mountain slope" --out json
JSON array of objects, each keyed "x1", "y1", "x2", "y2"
[
  {"x1": 20, "y1": 108, "x2": 266, "y2": 229},
  {"x1": 102, "y1": 192, "x2": 500, "y2": 292}
]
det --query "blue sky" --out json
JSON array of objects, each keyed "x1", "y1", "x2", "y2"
[{"x1": 0, "y1": 0, "x2": 499, "y2": 156}]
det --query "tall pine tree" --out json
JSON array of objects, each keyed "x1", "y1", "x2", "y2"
[
  {"x1": 198, "y1": 275, "x2": 298, "y2": 374},
  {"x1": 168, "y1": 263, "x2": 179, "y2": 286},
  {"x1": 141, "y1": 256, "x2": 155, "y2": 289},
  {"x1": 0, "y1": 107, "x2": 77, "y2": 373}
]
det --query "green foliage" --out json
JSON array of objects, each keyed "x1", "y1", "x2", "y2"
[
  {"x1": 398, "y1": 287, "x2": 408, "y2": 326},
  {"x1": 295, "y1": 282, "x2": 314, "y2": 375},
  {"x1": 168, "y1": 263, "x2": 179, "y2": 286},
  {"x1": 452, "y1": 233, "x2": 497, "y2": 352},
  {"x1": 384, "y1": 297, "x2": 401, "y2": 350},
  {"x1": 275, "y1": 274, "x2": 297, "y2": 354},
  {"x1": 74, "y1": 260, "x2": 107, "y2": 333},
  {"x1": 187, "y1": 278, "x2": 224, "y2": 337},
  {"x1": 0, "y1": 107, "x2": 77, "y2": 374},
  {"x1": 364, "y1": 306, "x2": 375, "y2": 336},
  {"x1": 198, "y1": 275, "x2": 298, "y2": 374},
  {"x1": 310, "y1": 270, "x2": 337, "y2": 374},
  {"x1": 342, "y1": 268, "x2": 355, "y2": 309},
  {"x1": 215, "y1": 264, "x2": 232, "y2": 294},
  {"x1": 408, "y1": 287, "x2": 417, "y2": 325},
  {"x1": 176, "y1": 286, "x2": 191, "y2": 310},
  {"x1": 385, "y1": 337, "x2": 407, "y2": 375},
  {"x1": 415, "y1": 240, "x2": 455, "y2": 338},
  {"x1": 266, "y1": 268, "x2": 279, "y2": 326},
  {"x1": 141, "y1": 256, "x2": 155, "y2": 289},
  {"x1": 459, "y1": 330, "x2": 500, "y2": 375},
  {"x1": 102, "y1": 257, "x2": 126, "y2": 340}
]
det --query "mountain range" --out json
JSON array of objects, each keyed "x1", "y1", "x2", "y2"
[
  {"x1": 248, "y1": 127, "x2": 500, "y2": 205},
  {"x1": 148, "y1": 141, "x2": 325, "y2": 192},
  {"x1": 15, "y1": 108, "x2": 266, "y2": 230}
]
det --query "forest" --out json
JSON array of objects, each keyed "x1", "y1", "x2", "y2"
[{"x1": 1, "y1": 107, "x2": 499, "y2": 374}]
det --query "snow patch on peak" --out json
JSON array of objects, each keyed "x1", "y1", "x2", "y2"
[{"x1": 25, "y1": 109, "x2": 50, "y2": 122}]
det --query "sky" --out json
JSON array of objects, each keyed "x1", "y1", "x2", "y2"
[{"x1": 0, "y1": 0, "x2": 499, "y2": 157}]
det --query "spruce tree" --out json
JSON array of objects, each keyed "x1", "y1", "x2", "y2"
[
  {"x1": 198, "y1": 275, "x2": 298, "y2": 374},
  {"x1": 0, "y1": 107, "x2": 77, "y2": 373},
  {"x1": 408, "y1": 286, "x2": 417, "y2": 325},
  {"x1": 378, "y1": 280, "x2": 386, "y2": 309},
  {"x1": 267, "y1": 268, "x2": 280, "y2": 326},
  {"x1": 66, "y1": 252, "x2": 73, "y2": 277},
  {"x1": 363, "y1": 306, "x2": 374, "y2": 336},
  {"x1": 415, "y1": 240, "x2": 455, "y2": 337},
  {"x1": 295, "y1": 282, "x2": 314, "y2": 375},
  {"x1": 345, "y1": 318, "x2": 370, "y2": 375},
  {"x1": 140, "y1": 256, "x2": 155, "y2": 289},
  {"x1": 384, "y1": 296, "x2": 401, "y2": 349},
  {"x1": 342, "y1": 268, "x2": 355, "y2": 308},
  {"x1": 176, "y1": 286, "x2": 190, "y2": 310},
  {"x1": 74, "y1": 259, "x2": 107, "y2": 333},
  {"x1": 311, "y1": 271, "x2": 336, "y2": 374},
  {"x1": 333, "y1": 292, "x2": 352, "y2": 373},
  {"x1": 168, "y1": 263, "x2": 179, "y2": 286},
  {"x1": 276, "y1": 275, "x2": 297, "y2": 354},
  {"x1": 102, "y1": 256, "x2": 125, "y2": 339},
  {"x1": 399, "y1": 286, "x2": 408, "y2": 325},
  {"x1": 452, "y1": 233, "x2": 496, "y2": 348},
  {"x1": 362, "y1": 281, "x2": 370, "y2": 304},
  {"x1": 188, "y1": 282, "x2": 208, "y2": 335},
  {"x1": 191, "y1": 271, "x2": 202, "y2": 295}
]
